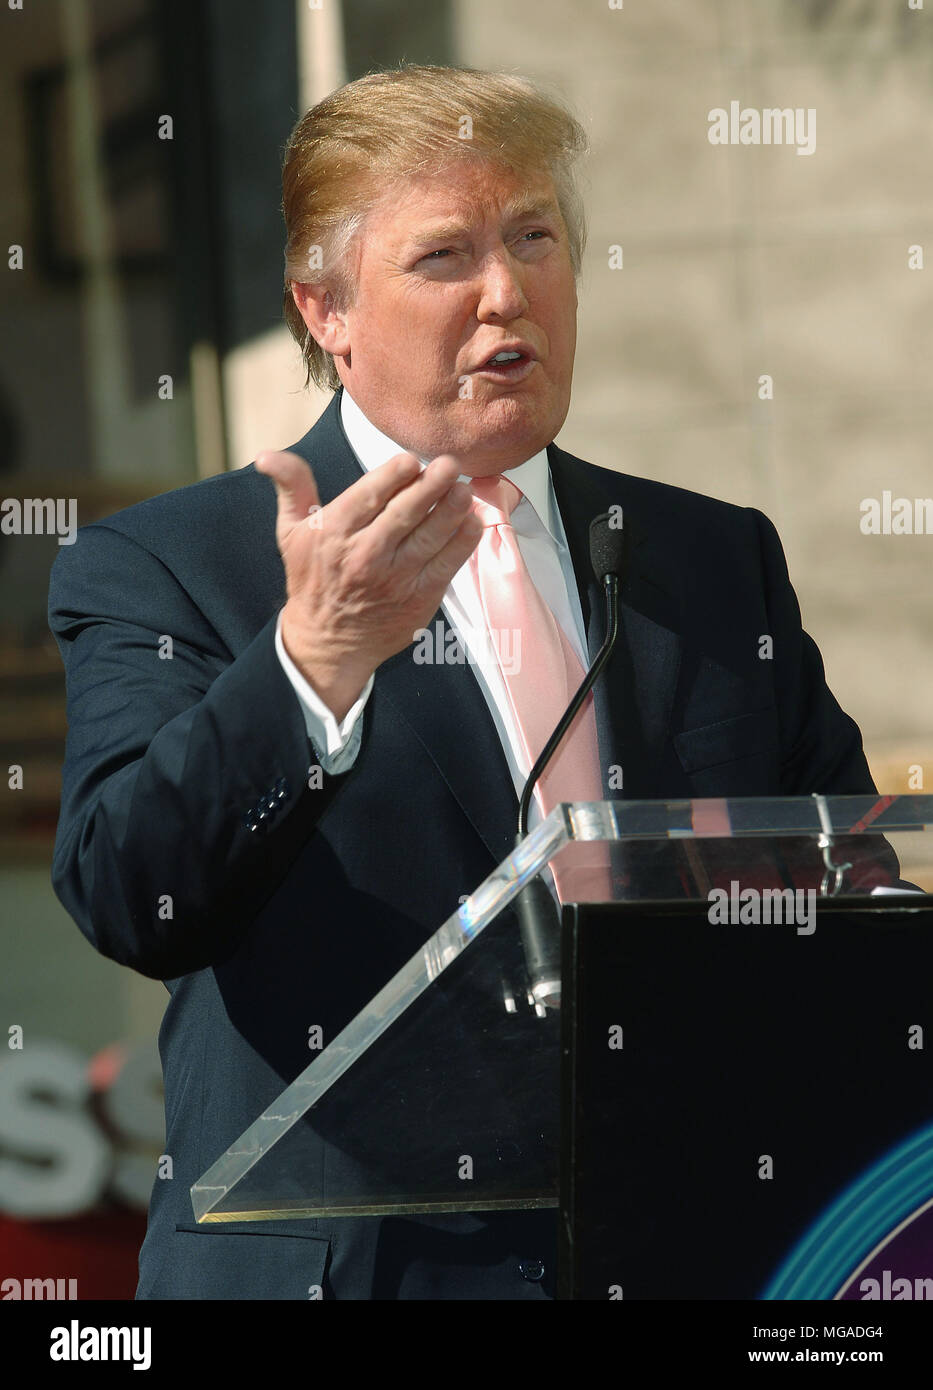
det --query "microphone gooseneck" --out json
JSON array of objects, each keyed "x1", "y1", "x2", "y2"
[
  {"x1": 513, "y1": 510, "x2": 625, "y2": 1010},
  {"x1": 517, "y1": 512, "x2": 624, "y2": 838}
]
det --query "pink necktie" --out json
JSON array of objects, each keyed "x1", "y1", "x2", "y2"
[{"x1": 468, "y1": 475, "x2": 609, "y2": 903}]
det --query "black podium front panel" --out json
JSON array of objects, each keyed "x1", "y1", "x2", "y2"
[{"x1": 559, "y1": 898, "x2": 933, "y2": 1300}]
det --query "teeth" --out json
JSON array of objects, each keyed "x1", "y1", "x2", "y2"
[{"x1": 490, "y1": 351, "x2": 522, "y2": 364}]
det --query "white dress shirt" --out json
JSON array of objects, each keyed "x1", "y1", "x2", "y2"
[{"x1": 274, "y1": 388, "x2": 590, "y2": 832}]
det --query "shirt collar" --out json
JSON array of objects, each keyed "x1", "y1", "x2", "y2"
[{"x1": 338, "y1": 386, "x2": 557, "y2": 541}]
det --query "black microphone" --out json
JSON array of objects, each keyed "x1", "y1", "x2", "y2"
[{"x1": 514, "y1": 511, "x2": 625, "y2": 1010}]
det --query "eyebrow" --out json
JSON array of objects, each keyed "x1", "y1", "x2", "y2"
[{"x1": 406, "y1": 197, "x2": 562, "y2": 250}]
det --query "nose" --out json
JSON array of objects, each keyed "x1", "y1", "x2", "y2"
[{"x1": 476, "y1": 251, "x2": 529, "y2": 323}]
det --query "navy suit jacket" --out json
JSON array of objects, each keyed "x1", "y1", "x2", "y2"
[{"x1": 48, "y1": 388, "x2": 882, "y2": 1299}]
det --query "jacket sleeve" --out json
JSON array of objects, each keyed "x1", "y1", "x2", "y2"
[
  {"x1": 751, "y1": 508, "x2": 877, "y2": 797},
  {"x1": 48, "y1": 523, "x2": 352, "y2": 980},
  {"x1": 750, "y1": 508, "x2": 907, "y2": 890}
]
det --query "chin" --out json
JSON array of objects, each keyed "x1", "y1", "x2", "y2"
[{"x1": 471, "y1": 396, "x2": 557, "y2": 451}]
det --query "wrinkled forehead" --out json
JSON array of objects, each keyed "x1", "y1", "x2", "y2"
[{"x1": 362, "y1": 160, "x2": 561, "y2": 248}]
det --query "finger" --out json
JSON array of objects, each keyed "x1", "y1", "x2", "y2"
[
  {"x1": 392, "y1": 478, "x2": 475, "y2": 575},
  {"x1": 363, "y1": 455, "x2": 466, "y2": 554},
  {"x1": 418, "y1": 510, "x2": 484, "y2": 595},
  {"x1": 254, "y1": 450, "x2": 321, "y2": 539},
  {"x1": 334, "y1": 451, "x2": 425, "y2": 532}
]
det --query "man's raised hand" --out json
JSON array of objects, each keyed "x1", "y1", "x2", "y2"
[{"x1": 254, "y1": 449, "x2": 483, "y2": 721}]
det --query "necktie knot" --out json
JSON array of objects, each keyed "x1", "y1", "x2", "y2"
[{"x1": 469, "y1": 474, "x2": 522, "y2": 529}]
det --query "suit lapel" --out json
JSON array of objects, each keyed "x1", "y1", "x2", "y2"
[
  {"x1": 548, "y1": 443, "x2": 683, "y2": 797},
  {"x1": 286, "y1": 393, "x2": 520, "y2": 869}
]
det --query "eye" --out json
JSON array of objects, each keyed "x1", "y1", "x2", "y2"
[
  {"x1": 414, "y1": 247, "x2": 461, "y2": 273},
  {"x1": 513, "y1": 228, "x2": 553, "y2": 253}
]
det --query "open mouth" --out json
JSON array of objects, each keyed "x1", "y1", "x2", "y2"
[{"x1": 476, "y1": 350, "x2": 536, "y2": 378}]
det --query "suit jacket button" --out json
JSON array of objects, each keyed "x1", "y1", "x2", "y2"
[{"x1": 518, "y1": 1259, "x2": 545, "y2": 1282}]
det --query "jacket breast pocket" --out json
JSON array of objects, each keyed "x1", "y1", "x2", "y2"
[
  {"x1": 673, "y1": 708, "x2": 779, "y2": 794},
  {"x1": 139, "y1": 1226, "x2": 332, "y2": 1300}
]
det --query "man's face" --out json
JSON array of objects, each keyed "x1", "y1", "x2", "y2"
[{"x1": 326, "y1": 160, "x2": 578, "y2": 475}]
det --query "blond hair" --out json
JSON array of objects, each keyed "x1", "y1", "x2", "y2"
[{"x1": 281, "y1": 64, "x2": 588, "y2": 391}]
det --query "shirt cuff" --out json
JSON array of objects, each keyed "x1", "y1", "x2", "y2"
[{"x1": 274, "y1": 610, "x2": 373, "y2": 773}]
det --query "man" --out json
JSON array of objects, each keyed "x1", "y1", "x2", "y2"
[{"x1": 49, "y1": 66, "x2": 889, "y2": 1300}]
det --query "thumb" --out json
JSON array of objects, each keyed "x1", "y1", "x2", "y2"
[{"x1": 254, "y1": 450, "x2": 321, "y2": 541}]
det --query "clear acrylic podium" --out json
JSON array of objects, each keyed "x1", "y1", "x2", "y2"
[{"x1": 191, "y1": 794, "x2": 933, "y2": 1249}]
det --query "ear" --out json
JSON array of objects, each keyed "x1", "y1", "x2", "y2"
[{"x1": 289, "y1": 281, "x2": 351, "y2": 360}]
